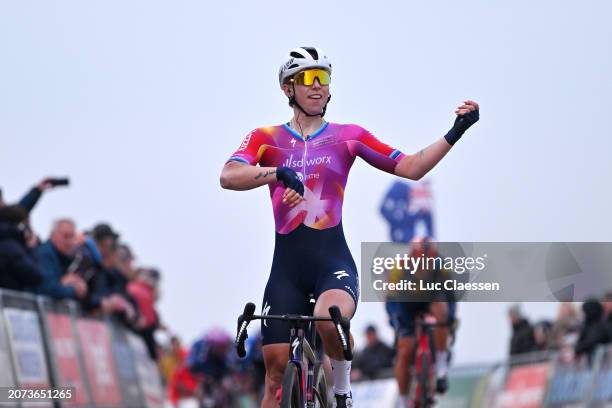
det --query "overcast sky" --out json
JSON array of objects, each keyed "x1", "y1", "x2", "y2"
[{"x1": 1, "y1": 0, "x2": 611, "y2": 364}]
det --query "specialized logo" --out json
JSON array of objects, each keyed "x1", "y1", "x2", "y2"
[
  {"x1": 334, "y1": 270, "x2": 349, "y2": 280},
  {"x1": 291, "y1": 338, "x2": 300, "y2": 357},
  {"x1": 238, "y1": 131, "x2": 254, "y2": 151},
  {"x1": 282, "y1": 153, "x2": 332, "y2": 168},
  {"x1": 262, "y1": 301, "x2": 271, "y2": 327},
  {"x1": 290, "y1": 138, "x2": 296, "y2": 147},
  {"x1": 282, "y1": 58, "x2": 295, "y2": 71}
]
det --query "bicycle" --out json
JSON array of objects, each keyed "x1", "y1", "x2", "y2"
[
  {"x1": 234, "y1": 295, "x2": 353, "y2": 408},
  {"x1": 404, "y1": 312, "x2": 457, "y2": 408}
]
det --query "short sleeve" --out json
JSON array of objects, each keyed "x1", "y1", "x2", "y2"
[
  {"x1": 226, "y1": 129, "x2": 266, "y2": 165},
  {"x1": 348, "y1": 125, "x2": 405, "y2": 174}
]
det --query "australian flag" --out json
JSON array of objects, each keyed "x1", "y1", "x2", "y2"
[{"x1": 379, "y1": 180, "x2": 434, "y2": 243}]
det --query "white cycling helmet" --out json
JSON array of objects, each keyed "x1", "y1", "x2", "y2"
[{"x1": 278, "y1": 46, "x2": 332, "y2": 85}]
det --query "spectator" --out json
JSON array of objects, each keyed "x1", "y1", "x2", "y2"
[
  {"x1": 575, "y1": 298, "x2": 612, "y2": 363},
  {"x1": 352, "y1": 324, "x2": 394, "y2": 380},
  {"x1": 105, "y1": 244, "x2": 140, "y2": 327},
  {"x1": 508, "y1": 304, "x2": 536, "y2": 356},
  {"x1": 71, "y1": 223, "x2": 119, "y2": 310},
  {"x1": 0, "y1": 205, "x2": 43, "y2": 290},
  {"x1": 34, "y1": 218, "x2": 87, "y2": 300},
  {"x1": 128, "y1": 267, "x2": 162, "y2": 360},
  {"x1": 159, "y1": 336, "x2": 188, "y2": 385},
  {"x1": 550, "y1": 302, "x2": 580, "y2": 349},
  {"x1": 187, "y1": 328, "x2": 235, "y2": 386},
  {"x1": 533, "y1": 320, "x2": 553, "y2": 352},
  {"x1": 112, "y1": 244, "x2": 138, "y2": 289},
  {"x1": 168, "y1": 363, "x2": 200, "y2": 408}
]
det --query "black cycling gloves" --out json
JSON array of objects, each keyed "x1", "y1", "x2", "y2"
[
  {"x1": 444, "y1": 109, "x2": 480, "y2": 146},
  {"x1": 276, "y1": 166, "x2": 305, "y2": 196}
]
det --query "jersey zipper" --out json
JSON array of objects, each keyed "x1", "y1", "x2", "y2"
[{"x1": 303, "y1": 136, "x2": 308, "y2": 184}]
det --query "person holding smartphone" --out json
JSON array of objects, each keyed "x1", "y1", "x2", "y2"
[{"x1": 220, "y1": 46, "x2": 479, "y2": 408}]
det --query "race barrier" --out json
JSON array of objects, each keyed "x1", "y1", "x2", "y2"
[
  {"x1": 351, "y1": 347, "x2": 612, "y2": 407},
  {"x1": 0, "y1": 289, "x2": 164, "y2": 408},
  {"x1": 3, "y1": 286, "x2": 609, "y2": 408}
]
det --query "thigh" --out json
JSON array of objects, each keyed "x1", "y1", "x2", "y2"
[
  {"x1": 314, "y1": 255, "x2": 359, "y2": 309},
  {"x1": 261, "y1": 272, "x2": 310, "y2": 346},
  {"x1": 390, "y1": 302, "x2": 429, "y2": 338}
]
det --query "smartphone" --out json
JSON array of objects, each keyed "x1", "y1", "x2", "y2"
[{"x1": 49, "y1": 178, "x2": 70, "y2": 187}]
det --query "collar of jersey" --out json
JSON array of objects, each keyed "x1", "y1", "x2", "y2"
[{"x1": 282, "y1": 121, "x2": 329, "y2": 142}]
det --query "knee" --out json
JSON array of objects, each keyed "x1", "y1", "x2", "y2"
[{"x1": 315, "y1": 320, "x2": 336, "y2": 338}]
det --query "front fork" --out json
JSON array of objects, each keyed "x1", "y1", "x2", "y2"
[{"x1": 289, "y1": 327, "x2": 311, "y2": 406}]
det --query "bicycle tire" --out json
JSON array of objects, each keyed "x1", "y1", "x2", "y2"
[
  {"x1": 313, "y1": 363, "x2": 329, "y2": 407},
  {"x1": 280, "y1": 362, "x2": 302, "y2": 408},
  {"x1": 418, "y1": 352, "x2": 435, "y2": 408}
]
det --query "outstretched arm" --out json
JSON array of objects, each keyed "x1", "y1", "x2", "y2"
[
  {"x1": 395, "y1": 100, "x2": 480, "y2": 180},
  {"x1": 395, "y1": 138, "x2": 452, "y2": 180}
]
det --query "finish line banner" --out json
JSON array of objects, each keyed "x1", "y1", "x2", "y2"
[{"x1": 360, "y1": 242, "x2": 612, "y2": 302}]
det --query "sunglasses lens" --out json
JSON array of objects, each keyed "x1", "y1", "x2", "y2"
[{"x1": 293, "y1": 69, "x2": 331, "y2": 86}]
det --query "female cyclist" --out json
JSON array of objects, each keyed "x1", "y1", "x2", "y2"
[{"x1": 220, "y1": 46, "x2": 479, "y2": 408}]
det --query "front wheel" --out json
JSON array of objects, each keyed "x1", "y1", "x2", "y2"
[
  {"x1": 280, "y1": 362, "x2": 302, "y2": 408},
  {"x1": 313, "y1": 363, "x2": 329, "y2": 408},
  {"x1": 415, "y1": 352, "x2": 434, "y2": 408}
]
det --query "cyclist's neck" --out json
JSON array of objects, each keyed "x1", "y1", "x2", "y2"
[{"x1": 288, "y1": 115, "x2": 325, "y2": 139}]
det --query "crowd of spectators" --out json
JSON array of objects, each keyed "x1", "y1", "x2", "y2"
[
  {"x1": 6, "y1": 179, "x2": 612, "y2": 405},
  {"x1": 508, "y1": 297, "x2": 612, "y2": 363},
  {"x1": 156, "y1": 328, "x2": 264, "y2": 407},
  {"x1": 0, "y1": 178, "x2": 163, "y2": 360}
]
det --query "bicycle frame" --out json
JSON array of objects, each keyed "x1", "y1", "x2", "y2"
[
  {"x1": 234, "y1": 301, "x2": 352, "y2": 408},
  {"x1": 287, "y1": 319, "x2": 322, "y2": 406}
]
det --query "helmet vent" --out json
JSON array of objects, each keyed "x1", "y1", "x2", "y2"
[
  {"x1": 303, "y1": 47, "x2": 319, "y2": 60},
  {"x1": 290, "y1": 51, "x2": 306, "y2": 58},
  {"x1": 288, "y1": 64, "x2": 299, "y2": 70}
]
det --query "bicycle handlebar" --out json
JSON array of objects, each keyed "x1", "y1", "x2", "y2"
[
  {"x1": 328, "y1": 305, "x2": 353, "y2": 361},
  {"x1": 234, "y1": 302, "x2": 353, "y2": 361},
  {"x1": 235, "y1": 302, "x2": 256, "y2": 358}
]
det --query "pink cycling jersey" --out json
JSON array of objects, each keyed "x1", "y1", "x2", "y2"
[{"x1": 227, "y1": 122, "x2": 406, "y2": 234}]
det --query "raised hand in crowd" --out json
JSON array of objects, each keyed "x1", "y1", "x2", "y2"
[{"x1": 37, "y1": 178, "x2": 55, "y2": 192}]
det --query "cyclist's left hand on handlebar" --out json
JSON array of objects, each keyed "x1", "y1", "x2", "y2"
[{"x1": 283, "y1": 187, "x2": 304, "y2": 208}]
